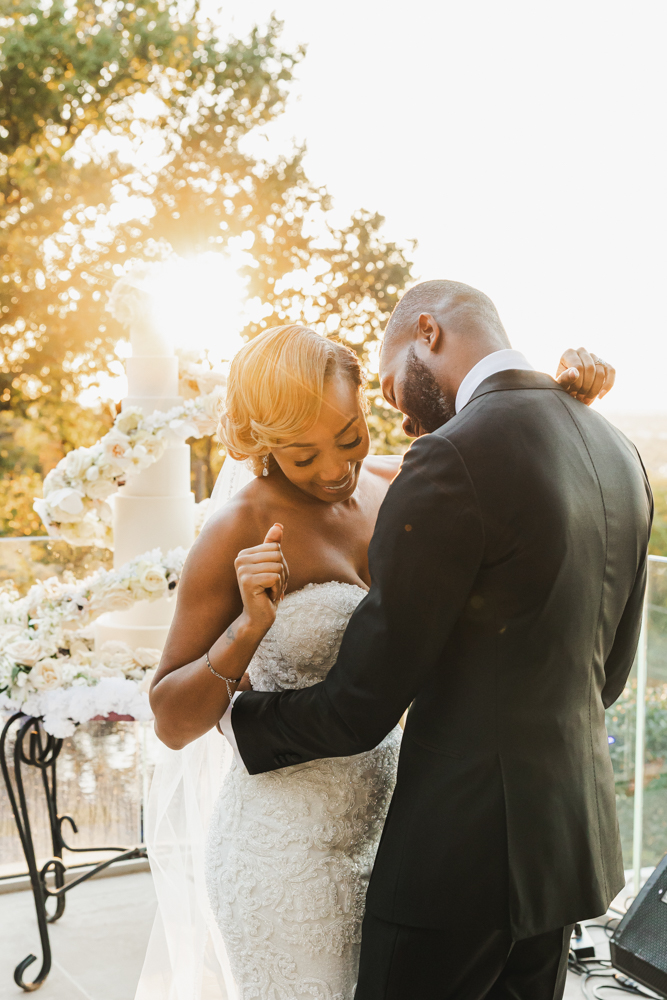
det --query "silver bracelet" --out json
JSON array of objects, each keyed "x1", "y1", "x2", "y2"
[{"x1": 205, "y1": 650, "x2": 242, "y2": 702}]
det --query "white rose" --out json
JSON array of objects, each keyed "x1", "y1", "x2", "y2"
[
  {"x1": 139, "y1": 565, "x2": 167, "y2": 595},
  {"x1": 132, "y1": 647, "x2": 161, "y2": 669},
  {"x1": 44, "y1": 487, "x2": 86, "y2": 523},
  {"x1": 43, "y1": 466, "x2": 68, "y2": 492},
  {"x1": 115, "y1": 408, "x2": 142, "y2": 435},
  {"x1": 64, "y1": 633, "x2": 94, "y2": 657},
  {"x1": 84, "y1": 475, "x2": 116, "y2": 501},
  {"x1": 133, "y1": 430, "x2": 166, "y2": 462},
  {"x1": 64, "y1": 447, "x2": 93, "y2": 481},
  {"x1": 60, "y1": 520, "x2": 97, "y2": 545},
  {"x1": 97, "y1": 640, "x2": 135, "y2": 671},
  {"x1": 0, "y1": 624, "x2": 26, "y2": 643},
  {"x1": 99, "y1": 640, "x2": 134, "y2": 659},
  {"x1": 6, "y1": 638, "x2": 50, "y2": 667},
  {"x1": 90, "y1": 664, "x2": 126, "y2": 680},
  {"x1": 30, "y1": 658, "x2": 63, "y2": 691},
  {"x1": 101, "y1": 432, "x2": 132, "y2": 471},
  {"x1": 97, "y1": 500, "x2": 113, "y2": 525},
  {"x1": 96, "y1": 524, "x2": 114, "y2": 549},
  {"x1": 126, "y1": 444, "x2": 151, "y2": 472},
  {"x1": 202, "y1": 384, "x2": 225, "y2": 421},
  {"x1": 32, "y1": 498, "x2": 63, "y2": 537},
  {"x1": 91, "y1": 585, "x2": 135, "y2": 613}
]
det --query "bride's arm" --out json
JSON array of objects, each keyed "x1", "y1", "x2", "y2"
[{"x1": 149, "y1": 504, "x2": 287, "y2": 750}]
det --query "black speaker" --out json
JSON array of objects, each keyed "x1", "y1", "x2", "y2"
[{"x1": 611, "y1": 853, "x2": 667, "y2": 998}]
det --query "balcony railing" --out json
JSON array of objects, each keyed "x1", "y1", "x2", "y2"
[
  {"x1": 0, "y1": 541, "x2": 666, "y2": 896},
  {"x1": 620, "y1": 554, "x2": 667, "y2": 895}
]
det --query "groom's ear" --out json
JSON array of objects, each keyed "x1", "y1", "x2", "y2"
[{"x1": 416, "y1": 312, "x2": 443, "y2": 353}]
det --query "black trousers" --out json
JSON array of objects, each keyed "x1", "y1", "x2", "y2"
[{"x1": 355, "y1": 911, "x2": 573, "y2": 1000}]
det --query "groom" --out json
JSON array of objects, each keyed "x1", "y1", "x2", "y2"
[{"x1": 228, "y1": 280, "x2": 653, "y2": 999}]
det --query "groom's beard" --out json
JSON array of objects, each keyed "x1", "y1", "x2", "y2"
[{"x1": 401, "y1": 347, "x2": 456, "y2": 435}]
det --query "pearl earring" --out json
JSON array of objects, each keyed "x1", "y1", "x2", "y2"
[{"x1": 262, "y1": 455, "x2": 269, "y2": 477}]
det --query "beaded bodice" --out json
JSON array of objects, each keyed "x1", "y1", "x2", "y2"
[{"x1": 247, "y1": 581, "x2": 368, "y2": 693}]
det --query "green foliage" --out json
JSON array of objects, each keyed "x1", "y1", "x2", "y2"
[
  {"x1": 0, "y1": 0, "x2": 413, "y2": 533},
  {"x1": 0, "y1": 0, "x2": 311, "y2": 409},
  {"x1": 0, "y1": 398, "x2": 112, "y2": 535},
  {"x1": 649, "y1": 477, "x2": 667, "y2": 558}
]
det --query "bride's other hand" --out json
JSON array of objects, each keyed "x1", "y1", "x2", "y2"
[
  {"x1": 235, "y1": 523, "x2": 289, "y2": 635},
  {"x1": 556, "y1": 347, "x2": 616, "y2": 405}
]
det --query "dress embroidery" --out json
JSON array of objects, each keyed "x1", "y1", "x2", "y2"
[{"x1": 204, "y1": 582, "x2": 401, "y2": 1000}]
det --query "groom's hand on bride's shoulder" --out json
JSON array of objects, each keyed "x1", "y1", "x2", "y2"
[{"x1": 556, "y1": 347, "x2": 616, "y2": 405}]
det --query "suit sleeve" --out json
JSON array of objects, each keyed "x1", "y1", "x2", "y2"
[
  {"x1": 232, "y1": 432, "x2": 484, "y2": 775},
  {"x1": 602, "y1": 477, "x2": 654, "y2": 709}
]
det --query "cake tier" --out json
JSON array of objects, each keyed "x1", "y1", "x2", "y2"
[
  {"x1": 121, "y1": 444, "x2": 191, "y2": 498},
  {"x1": 94, "y1": 613, "x2": 172, "y2": 651},
  {"x1": 126, "y1": 355, "x2": 178, "y2": 400},
  {"x1": 123, "y1": 395, "x2": 182, "y2": 415},
  {"x1": 106, "y1": 594, "x2": 175, "y2": 627},
  {"x1": 113, "y1": 493, "x2": 195, "y2": 570}
]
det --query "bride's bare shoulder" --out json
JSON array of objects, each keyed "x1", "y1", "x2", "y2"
[
  {"x1": 363, "y1": 453, "x2": 404, "y2": 484},
  {"x1": 198, "y1": 478, "x2": 272, "y2": 548}
]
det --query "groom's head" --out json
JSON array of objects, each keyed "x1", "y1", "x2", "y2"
[{"x1": 380, "y1": 280, "x2": 510, "y2": 436}]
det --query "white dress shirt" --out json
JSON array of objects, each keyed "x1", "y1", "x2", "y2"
[
  {"x1": 220, "y1": 348, "x2": 535, "y2": 765},
  {"x1": 455, "y1": 349, "x2": 534, "y2": 413},
  {"x1": 220, "y1": 691, "x2": 243, "y2": 767}
]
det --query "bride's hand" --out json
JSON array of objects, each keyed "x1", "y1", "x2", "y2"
[
  {"x1": 556, "y1": 347, "x2": 615, "y2": 405},
  {"x1": 235, "y1": 523, "x2": 289, "y2": 635}
]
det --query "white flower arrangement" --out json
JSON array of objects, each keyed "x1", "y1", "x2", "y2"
[
  {"x1": 0, "y1": 547, "x2": 186, "y2": 736},
  {"x1": 34, "y1": 380, "x2": 224, "y2": 548}
]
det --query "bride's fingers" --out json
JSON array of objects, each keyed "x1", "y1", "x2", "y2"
[
  {"x1": 238, "y1": 547, "x2": 283, "y2": 564},
  {"x1": 247, "y1": 572, "x2": 283, "y2": 593},
  {"x1": 574, "y1": 347, "x2": 596, "y2": 400},
  {"x1": 581, "y1": 362, "x2": 606, "y2": 404},
  {"x1": 264, "y1": 523, "x2": 283, "y2": 545},
  {"x1": 556, "y1": 348, "x2": 584, "y2": 388},
  {"x1": 556, "y1": 366, "x2": 580, "y2": 387},
  {"x1": 237, "y1": 561, "x2": 283, "y2": 586},
  {"x1": 598, "y1": 361, "x2": 616, "y2": 400}
]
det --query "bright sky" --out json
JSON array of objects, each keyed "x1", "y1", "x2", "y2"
[{"x1": 203, "y1": 0, "x2": 667, "y2": 415}]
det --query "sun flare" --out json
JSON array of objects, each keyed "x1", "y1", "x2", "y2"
[{"x1": 149, "y1": 252, "x2": 249, "y2": 363}]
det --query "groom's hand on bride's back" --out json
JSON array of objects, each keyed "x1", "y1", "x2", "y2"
[
  {"x1": 556, "y1": 347, "x2": 616, "y2": 404},
  {"x1": 234, "y1": 523, "x2": 289, "y2": 637}
]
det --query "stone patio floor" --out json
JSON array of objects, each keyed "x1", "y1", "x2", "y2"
[{"x1": 0, "y1": 872, "x2": 618, "y2": 999}]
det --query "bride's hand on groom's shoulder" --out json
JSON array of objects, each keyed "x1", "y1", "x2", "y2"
[
  {"x1": 556, "y1": 347, "x2": 616, "y2": 405},
  {"x1": 234, "y1": 523, "x2": 289, "y2": 636}
]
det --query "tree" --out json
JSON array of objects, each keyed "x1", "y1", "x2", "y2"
[
  {"x1": 649, "y1": 478, "x2": 667, "y2": 558},
  {"x1": 0, "y1": 0, "x2": 309, "y2": 407},
  {"x1": 0, "y1": 0, "x2": 414, "y2": 532}
]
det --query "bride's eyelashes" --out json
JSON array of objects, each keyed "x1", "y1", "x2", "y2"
[{"x1": 293, "y1": 436, "x2": 363, "y2": 468}]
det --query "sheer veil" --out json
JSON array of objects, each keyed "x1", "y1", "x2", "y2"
[{"x1": 134, "y1": 456, "x2": 255, "y2": 1000}]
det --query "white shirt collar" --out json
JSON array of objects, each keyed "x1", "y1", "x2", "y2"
[{"x1": 455, "y1": 349, "x2": 535, "y2": 413}]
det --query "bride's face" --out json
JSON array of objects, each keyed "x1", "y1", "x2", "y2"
[{"x1": 270, "y1": 376, "x2": 370, "y2": 503}]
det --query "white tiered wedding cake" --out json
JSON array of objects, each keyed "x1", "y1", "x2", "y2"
[{"x1": 94, "y1": 290, "x2": 195, "y2": 651}]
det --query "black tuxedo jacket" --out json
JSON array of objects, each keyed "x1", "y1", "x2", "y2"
[{"x1": 232, "y1": 370, "x2": 653, "y2": 939}]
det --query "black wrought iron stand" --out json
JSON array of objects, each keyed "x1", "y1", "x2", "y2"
[{"x1": 0, "y1": 713, "x2": 147, "y2": 992}]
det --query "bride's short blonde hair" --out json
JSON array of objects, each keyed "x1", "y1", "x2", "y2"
[{"x1": 219, "y1": 325, "x2": 366, "y2": 475}]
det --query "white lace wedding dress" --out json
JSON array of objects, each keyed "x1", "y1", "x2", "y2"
[{"x1": 204, "y1": 581, "x2": 402, "y2": 1000}]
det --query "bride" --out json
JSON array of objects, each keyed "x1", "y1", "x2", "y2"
[{"x1": 147, "y1": 325, "x2": 612, "y2": 999}]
